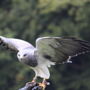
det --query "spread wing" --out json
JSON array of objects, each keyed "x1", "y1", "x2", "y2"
[
  {"x1": 36, "y1": 37, "x2": 90, "y2": 63},
  {"x1": 0, "y1": 36, "x2": 34, "y2": 52}
]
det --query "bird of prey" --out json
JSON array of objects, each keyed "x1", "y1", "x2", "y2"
[{"x1": 0, "y1": 36, "x2": 90, "y2": 89}]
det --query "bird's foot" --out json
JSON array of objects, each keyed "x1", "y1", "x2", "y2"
[
  {"x1": 39, "y1": 83, "x2": 46, "y2": 90},
  {"x1": 39, "y1": 81, "x2": 50, "y2": 90}
]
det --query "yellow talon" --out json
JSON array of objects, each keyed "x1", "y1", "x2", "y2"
[{"x1": 39, "y1": 82, "x2": 46, "y2": 90}]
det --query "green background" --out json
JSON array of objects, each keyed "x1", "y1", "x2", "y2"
[{"x1": 0, "y1": 0, "x2": 90, "y2": 90}]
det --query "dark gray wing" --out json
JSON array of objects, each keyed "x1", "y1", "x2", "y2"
[
  {"x1": 36, "y1": 37, "x2": 90, "y2": 63},
  {"x1": 0, "y1": 36, "x2": 34, "y2": 52}
]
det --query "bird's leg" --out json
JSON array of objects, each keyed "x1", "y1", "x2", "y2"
[
  {"x1": 31, "y1": 76, "x2": 37, "y2": 82},
  {"x1": 39, "y1": 78, "x2": 49, "y2": 90}
]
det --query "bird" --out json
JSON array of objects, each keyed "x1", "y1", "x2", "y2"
[{"x1": 0, "y1": 36, "x2": 90, "y2": 89}]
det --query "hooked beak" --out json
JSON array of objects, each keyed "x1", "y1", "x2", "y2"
[{"x1": 20, "y1": 57, "x2": 23, "y2": 60}]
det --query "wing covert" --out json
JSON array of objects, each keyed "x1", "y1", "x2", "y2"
[{"x1": 36, "y1": 37, "x2": 90, "y2": 63}]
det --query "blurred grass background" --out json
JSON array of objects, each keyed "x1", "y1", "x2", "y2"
[{"x1": 0, "y1": 0, "x2": 90, "y2": 90}]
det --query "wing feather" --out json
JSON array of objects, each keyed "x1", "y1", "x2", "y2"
[
  {"x1": 0, "y1": 36, "x2": 34, "y2": 52},
  {"x1": 36, "y1": 37, "x2": 90, "y2": 63}
]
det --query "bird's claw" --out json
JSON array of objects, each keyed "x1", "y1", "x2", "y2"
[
  {"x1": 39, "y1": 83, "x2": 46, "y2": 90},
  {"x1": 39, "y1": 81, "x2": 50, "y2": 90}
]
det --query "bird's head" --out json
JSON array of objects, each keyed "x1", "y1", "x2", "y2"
[{"x1": 17, "y1": 50, "x2": 29, "y2": 61}]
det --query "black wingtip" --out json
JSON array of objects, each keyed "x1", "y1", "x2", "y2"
[
  {"x1": 62, "y1": 36, "x2": 90, "y2": 57},
  {"x1": 0, "y1": 38, "x2": 3, "y2": 45}
]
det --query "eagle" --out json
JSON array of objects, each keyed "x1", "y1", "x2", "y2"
[{"x1": 0, "y1": 36, "x2": 90, "y2": 89}]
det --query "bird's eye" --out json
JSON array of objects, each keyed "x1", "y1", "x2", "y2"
[
  {"x1": 23, "y1": 54, "x2": 27, "y2": 57},
  {"x1": 18, "y1": 54, "x2": 20, "y2": 57}
]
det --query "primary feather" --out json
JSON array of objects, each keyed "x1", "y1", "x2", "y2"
[{"x1": 36, "y1": 37, "x2": 90, "y2": 64}]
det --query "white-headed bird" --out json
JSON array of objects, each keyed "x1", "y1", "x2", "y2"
[{"x1": 0, "y1": 36, "x2": 90, "y2": 89}]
